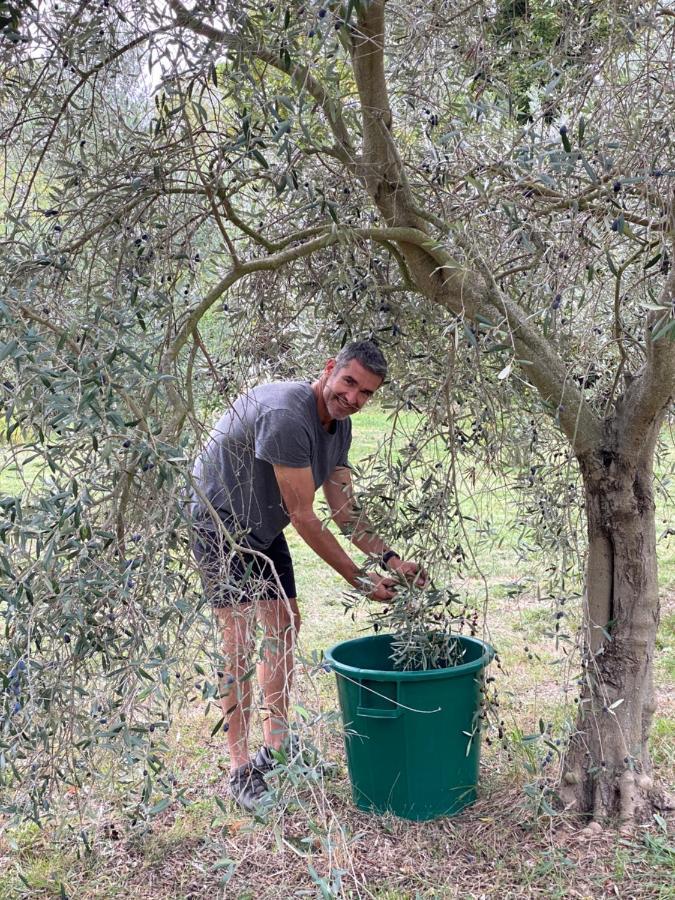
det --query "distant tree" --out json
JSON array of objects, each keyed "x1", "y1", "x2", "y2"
[{"x1": 0, "y1": 0, "x2": 672, "y2": 824}]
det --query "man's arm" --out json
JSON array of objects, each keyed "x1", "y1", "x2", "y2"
[
  {"x1": 273, "y1": 464, "x2": 396, "y2": 602},
  {"x1": 323, "y1": 466, "x2": 426, "y2": 582}
]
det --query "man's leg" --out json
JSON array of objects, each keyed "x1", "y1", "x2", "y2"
[
  {"x1": 214, "y1": 603, "x2": 256, "y2": 772},
  {"x1": 256, "y1": 595, "x2": 301, "y2": 751}
]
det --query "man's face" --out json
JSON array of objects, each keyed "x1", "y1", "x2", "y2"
[{"x1": 321, "y1": 358, "x2": 383, "y2": 420}]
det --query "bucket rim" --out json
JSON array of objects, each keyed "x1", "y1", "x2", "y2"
[{"x1": 324, "y1": 632, "x2": 495, "y2": 681}]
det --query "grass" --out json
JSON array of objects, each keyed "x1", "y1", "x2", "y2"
[
  {"x1": 0, "y1": 409, "x2": 673, "y2": 898},
  {"x1": 3, "y1": 784, "x2": 671, "y2": 899},
  {"x1": 0, "y1": 453, "x2": 39, "y2": 496}
]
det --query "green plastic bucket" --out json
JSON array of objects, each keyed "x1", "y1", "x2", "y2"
[{"x1": 325, "y1": 633, "x2": 494, "y2": 821}]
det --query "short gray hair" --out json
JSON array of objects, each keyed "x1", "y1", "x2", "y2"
[{"x1": 334, "y1": 340, "x2": 388, "y2": 381}]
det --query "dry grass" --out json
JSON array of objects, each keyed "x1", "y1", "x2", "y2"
[
  {"x1": 1, "y1": 746, "x2": 673, "y2": 899},
  {"x1": 1, "y1": 588, "x2": 673, "y2": 898}
]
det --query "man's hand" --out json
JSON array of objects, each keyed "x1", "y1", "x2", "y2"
[
  {"x1": 387, "y1": 557, "x2": 428, "y2": 587},
  {"x1": 356, "y1": 572, "x2": 398, "y2": 602}
]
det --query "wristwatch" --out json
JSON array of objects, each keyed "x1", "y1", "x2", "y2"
[{"x1": 382, "y1": 550, "x2": 400, "y2": 567}]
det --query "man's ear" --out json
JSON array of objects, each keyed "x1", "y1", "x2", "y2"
[{"x1": 324, "y1": 358, "x2": 336, "y2": 376}]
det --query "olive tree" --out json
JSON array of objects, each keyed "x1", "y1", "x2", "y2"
[{"x1": 1, "y1": 0, "x2": 673, "y2": 825}]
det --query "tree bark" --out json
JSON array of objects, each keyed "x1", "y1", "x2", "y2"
[{"x1": 562, "y1": 423, "x2": 664, "y2": 821}]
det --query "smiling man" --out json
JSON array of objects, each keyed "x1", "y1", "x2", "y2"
[{"x1": 191, "y1": 340, "x2": 424, "y2": 811}]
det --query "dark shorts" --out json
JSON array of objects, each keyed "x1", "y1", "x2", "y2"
[{"x1": 192, "y1": 528, "x2": 296, "y2": 608}]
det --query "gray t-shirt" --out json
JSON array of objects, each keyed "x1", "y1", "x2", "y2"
[{"x1": 191, "y1": 382, "x2": 352, "y2": 549}]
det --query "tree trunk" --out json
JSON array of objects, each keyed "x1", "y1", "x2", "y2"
[{"x1": 561, "y1": 428, "x2": 664, "y2": 821}]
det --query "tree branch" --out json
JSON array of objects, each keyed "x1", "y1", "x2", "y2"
[
  {"x1": 352, "y1": 1, "x2": 422, "y2": 227},
  {"x1": 458, "y1": 237, "x2": 603, "y2": 455},
  {"x1": 617, "y1": 236, "x2": 675, "y2": 454},
  {"x1": 167, "y1": 0, "x2": 355, "y2": 161},
  {"x1": 163, "y1": 224, "x2": 470, "y2": 367},
  {"x1": 164, "y1": 231, "x2": 339, "y2": 366},
  {"x1": 15, "y1": 303, "x2": 80, "y2": 355}
]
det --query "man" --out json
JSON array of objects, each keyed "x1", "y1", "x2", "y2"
[{"x1": 191, "y1": 340, "x2": 424, "y2": 810}]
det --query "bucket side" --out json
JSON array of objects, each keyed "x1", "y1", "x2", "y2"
[
  {"x1": 396, "y1": 669, "x2": 485, "y2": 818},
  {"x1": 333, "y1": 656, "x2": 490, "y2": 820}
]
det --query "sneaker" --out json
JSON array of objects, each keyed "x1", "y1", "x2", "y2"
[
  {"x1": 251, "y1": 736, "x2": 300, "y2": 775},
  {"x1": 252, "y1": 736, "x2": 334, "y2": 776},
  {"x1": 228, "y1": 762, "x2": 269, "y2": 812}
]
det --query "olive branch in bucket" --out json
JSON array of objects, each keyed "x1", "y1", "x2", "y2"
[{"x1": 343, "y1": 575, "x2": 467, "y2": 672}]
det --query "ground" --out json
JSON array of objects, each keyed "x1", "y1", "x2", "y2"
[{"x1": 1, "y1": 562, "x2": 672, "y2": 898}]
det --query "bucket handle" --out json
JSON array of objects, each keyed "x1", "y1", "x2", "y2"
[{"x1": 356, "y1": 679, "x2": 402, "y2": 719}]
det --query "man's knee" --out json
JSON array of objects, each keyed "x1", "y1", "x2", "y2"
[
  {"x1": 281, "y1": 602, "x2": 301, "y2": 639},
  {"x1": 264, "y1": 597, "x2": 300, "y2": 635}
]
